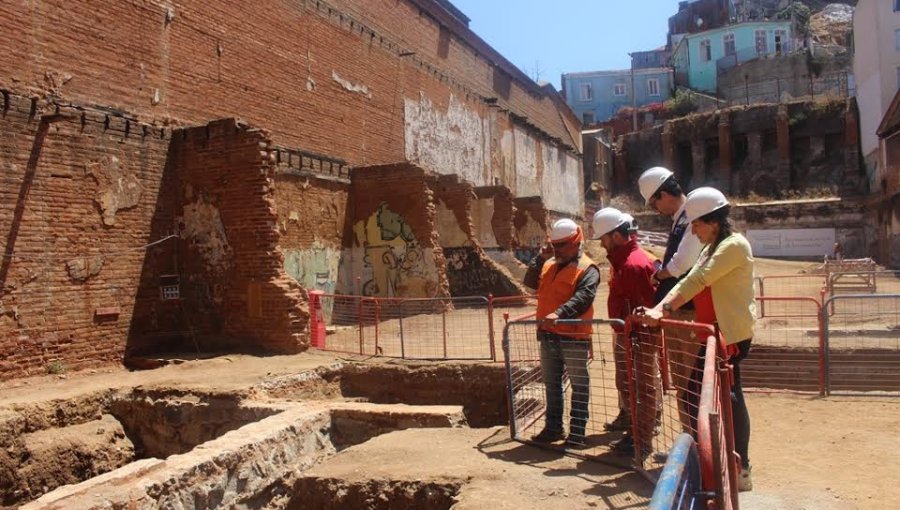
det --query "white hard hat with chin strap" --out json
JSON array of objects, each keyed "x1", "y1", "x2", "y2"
[
  {"x1": 591, "y1": 207, "x2": 627, "y2": 239},
  {"x1": 550, "y1": 218, "x2": 580, "y2": 243},
  {"x1": 638, "y1": 166, "x2": 675, "y2": 205},
  {"x1": 684, "y1": 187, "x2": 729, "y2": 222}
]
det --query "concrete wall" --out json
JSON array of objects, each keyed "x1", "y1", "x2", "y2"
[
  {"x1": 634, "y1": 197, "x2": 873, "y2": 259},
  {"x1": 718, "y1": 52, "x2": 852, "y2": 105},
  {"x1": 853, "y1": 0, "x2": 900, "y2": 167}
]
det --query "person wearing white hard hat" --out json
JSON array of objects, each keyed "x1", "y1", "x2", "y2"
[
  {"x1": 591, "y1": 207, "x2": 657, "y2": 456},
  {"x1": 637, "y1": 166, "x2": 703, "y2": 435},
  {"x1": 523, "y1": 218, "x2": 600, "y2": 449},
  {"x1": 638, "y1": 187, "x2": 756, "y2": 492}
]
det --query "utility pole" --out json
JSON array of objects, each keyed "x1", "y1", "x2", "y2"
[{"x1": 629, "y1": 53, "x2": 637, "y2": 132}]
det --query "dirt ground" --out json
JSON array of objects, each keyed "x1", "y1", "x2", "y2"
[
  {"x1": 4, "y1": 257, "x2": 899, "y2": 508},
  {"x1": 3, "y1": 351, "x2": 900, "y2": 509}
]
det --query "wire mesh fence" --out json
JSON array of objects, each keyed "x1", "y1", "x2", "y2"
[
  {"x1": 745, "y1": 296, "x2": 824, "y2": 394},
  {"x1": 824, "y1": 294, "x2": 900, "y2": 396},
  {"x1": 312, "y1": 293, "x2": 495, "y2": 360},
  {"x1": 503, "y1": 318, "x2": 626, "y2": 463}
]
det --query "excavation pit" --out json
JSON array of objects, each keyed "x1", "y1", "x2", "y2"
[{"x1": 8, "y1": 360, "x2": 520, "y2": 509}]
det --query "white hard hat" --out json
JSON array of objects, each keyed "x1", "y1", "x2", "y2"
[
  {"x1": 550, "y1": 218, "x2": 580, "y2": 242},
  {"x1": 622, "y1": 213, "x2": 637, "y2": 232},
  {"x1": 684, "y1": 187, "x2": 729, "y2": 222},
  {"x1": 591, "y1": 207, "x2": 627, "y2": 239},
  {"x1": 638, "y1": 166, "x2": 675, "y2": 204}
]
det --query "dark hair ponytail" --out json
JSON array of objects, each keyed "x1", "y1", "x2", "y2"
[{"x1": 697, "y1": 205, "x2": 733, "y2": 257}]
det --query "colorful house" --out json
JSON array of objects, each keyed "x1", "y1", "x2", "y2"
[
  {"x1": 561, "y1": 67, "x2": 674, "y2": 124},
  {"x1": 672, "y1": 20, "x2": 798, "y2": 93}
]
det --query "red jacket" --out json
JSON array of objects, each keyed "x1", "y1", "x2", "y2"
[{"x1": 607, "y1": 238, "x2": 657, "y2": 331}]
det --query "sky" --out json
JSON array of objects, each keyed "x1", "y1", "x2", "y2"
[{"x1": 449, "y1": 1, "x2": 682, "y2": 90}]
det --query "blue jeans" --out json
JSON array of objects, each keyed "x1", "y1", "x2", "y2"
[{"x1": 539, "y1": 333, "x2": 591, "y2": 437}]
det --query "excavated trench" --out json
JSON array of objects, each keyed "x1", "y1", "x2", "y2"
[{"x1": 3, "y1": 361, "x2": 508, "y2": 509}]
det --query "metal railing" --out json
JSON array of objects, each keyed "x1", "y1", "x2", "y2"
[
  {"x1": 503, "y1": 316, "x2": 740, "y2": 508},
  {"x1": 823, "y1": 294, "x2": 900, "y2": 396},
  {"x1": 649, "y1": 433, "x2": 703, "y2": 510}
]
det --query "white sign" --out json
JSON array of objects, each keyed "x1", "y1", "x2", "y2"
[{"x1": 746, "y1": 228, "x2": 836, "y2": 257}]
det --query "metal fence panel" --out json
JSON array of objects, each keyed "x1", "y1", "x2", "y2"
[
  {"x1": 824, "y1": 294, "x2": 900, "y2": 396},
  {"x1": 745, "y1": 296, "x2": 824, "y2": 394}
]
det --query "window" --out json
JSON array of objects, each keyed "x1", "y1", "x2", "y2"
[
  {"x1": 700, "y1": 39, "x2": 712, "y2": 61},
  {"x1": 896, "y1": 30, "x2": 900, "y2": 51},
  {"x1": 755, "y1": 30, "x2": 768, "y2": 54},
  {"x1": 647, "y1": 78, "x2": 660, "y2": 96},
  {"x1": 579, "y1": 83, "x2": 592, "y2": 102},
  {"x1": 614, "y1": 83, "x2": 627, "y2": 96},
  {"x1": 774, "y1": 30, "x2": 787, "y2": 54},
  {"x1": 897, "y1": 67, "x2": 900, "y2": 89},
  {"x1": 895, "y1": 0, "x2": 900, "y2": 12},
  {"x1": 582, "y1": 112, "x2": 595, "y2": 125},
  {"x1": 723, "y1": 33, "x2": 736, "y2": 56}
]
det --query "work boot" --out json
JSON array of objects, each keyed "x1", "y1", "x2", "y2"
[
  {"x1": 604, "y1": 411, "x2": 631, "y2": 432},
  {"x1": 564, "y1": 434, "x2": 588, "y2": 450},
  {"x1": 531, "y1": 428, "x2": 565, "y2": 443},
  {"x1": 738, "y1": 465, "x2": 753, "y2": 492},
  {"x1": 611, "y1": 435, "x2": 650, "y2": 460}
]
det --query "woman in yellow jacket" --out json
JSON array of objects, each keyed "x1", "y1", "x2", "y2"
[{"x1": 640, "y1": 187, "x2": 755, "y2": 492}]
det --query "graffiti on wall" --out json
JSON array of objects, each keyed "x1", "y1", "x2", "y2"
[
  {"x1": 444, "y1": 247, "x2": 520, "y2": 297},
  {"x1": 351, "y1": 202, "x2": 438, "y2": 297},
  {"x1": 283, "y1": 243, "x2": 340, "y2": 294}
]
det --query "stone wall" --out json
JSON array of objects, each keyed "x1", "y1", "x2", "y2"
[{"x1": 615, "y1": 99, "x2": 863, "y2": 199}]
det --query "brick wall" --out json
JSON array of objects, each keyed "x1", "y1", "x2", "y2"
[
  {"x1": 341, "y1": 163, "x2": 448, "y2": 298},
  {"x1": 0, "y1": 0, "x2": 578, "y2": 177},
  {"x1": 162, "y1": 119, "x2": 307, "y2": 355},
  {"x1": 0, "y1": 94, "x2": 172, "y2": 379}
]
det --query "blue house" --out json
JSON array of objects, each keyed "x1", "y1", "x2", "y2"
[
  {"x1": 561, "y1": 67, "x2": 674, "y2": 124},
  {"x1": 671, "y1": 20, "x2": 798, "y2": 93}
]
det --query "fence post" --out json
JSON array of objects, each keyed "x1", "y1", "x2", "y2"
[
  {"x1": 399, "y1": 300, "x2": 406, "y2": 360},
  {"x1": 357, "y1": 295, "x2": 364, "y2": 355},
  {"x1": 442, "y1": 308, "x2": 448, "y2": 359},
  {"x1": 823, "y1": 297, "x2": 832, "y2": 395},
  {"x1": 623, "y1": 322, "x2": 642, "y2": 468},
  {"x1": 487, "y1": 294, "x2": 496, "y2": 362},
  {"x1": 308, "y1": 290, "x2": 326, "y2": 348},
  {"x1": 758, "y1": 277, "x2": 766, "y2": 318},
  {"x1": 374, "y1": 299, "x2": 381, "y2": 355},
  {"x1": 817, "y1": 302, "x2": 826, "y2": 397}
]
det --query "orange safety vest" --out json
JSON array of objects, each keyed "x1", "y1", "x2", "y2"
[{"x1": 536, "y1": 254, "x2": 597, "y2": 339}]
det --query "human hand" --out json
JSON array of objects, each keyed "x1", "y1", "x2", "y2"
[
  {"x1": 635, "y1": 306, "x2": 664, "y2": 327},
  {"x1": 542, "y1": 312, "x2": 559, "y2": 329},
  {"x1": 539, "y1": 242, "x2": 553, "y2": 260}
]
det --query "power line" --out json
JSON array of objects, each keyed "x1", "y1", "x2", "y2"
[{"x1": 0, "y1": 235, "x2": 178, "y2": 263}]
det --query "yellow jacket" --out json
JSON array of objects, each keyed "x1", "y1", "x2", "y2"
[{"x1": 671, "y1": 233, "x2": 756, "y2": 344}]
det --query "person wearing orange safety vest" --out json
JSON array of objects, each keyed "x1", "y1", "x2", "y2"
[{"x1": 523, "y1": 218, "x2": 600, "y2": 449}]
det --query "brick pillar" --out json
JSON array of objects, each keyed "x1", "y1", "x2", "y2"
[
  {"x1": 691, "y1": 140, "x2": 706, "y2": 185},
  {"x1": 844, "y1": 107, "x2": 861, "y2": 185},
  {"x1": 776, "y1": 105, "x2": 792, "y2": 188},
  {"x1": 614, "y1": 148, "x2": 629, "y2": 194},
  {"x1": 748, "y1": 132, "x2": 762, "y2": 168},
  {"x1": 718, "y1": 112, "x2": 733, "y2": 192},
  {"x1": 662, "y1": 123, "x2": 676, "y2": 170}
]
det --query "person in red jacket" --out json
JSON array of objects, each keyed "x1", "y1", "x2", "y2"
[{"x1": 592, "y1": 207, "x2": 658, "y2": 457}]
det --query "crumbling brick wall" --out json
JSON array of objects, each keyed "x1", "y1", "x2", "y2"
[
  {"x1": 513, "y1": 197, "x2": 549, "y2": 264},
  {"x1": 274, "y1": 153, "x2": 350, "y2": 297},
  {"x1": 341, "y1": 163, "x2": 448, "y2": 298},
  {"x1": 162, "y1": 119, "x2": 307, "y2": 355},
  {"x1": 0, "y1": 94, "x2": 172, "y2": 379},
  {"x1": 617, "y1": 99, "x2": 863, "y2": 199},
  {"x1": 431, "y1": 175, "x2": 526, "y2": 297}
]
